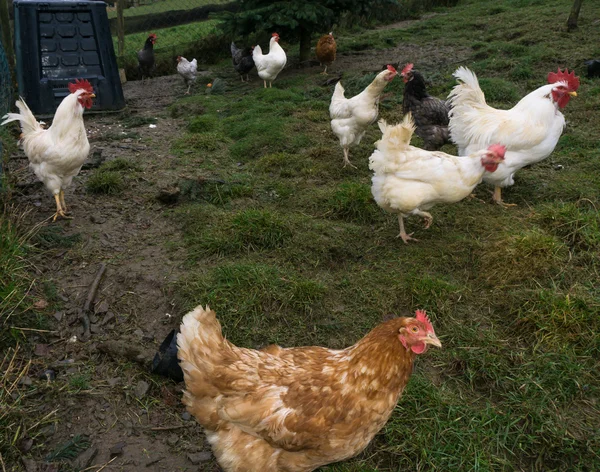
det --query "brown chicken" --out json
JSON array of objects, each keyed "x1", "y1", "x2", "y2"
[
  {"x1": 401, "y1": 63, "x2": 451, "y2": 151},
  {"x1": 315, "y1": 32, "x2": 336, "y2": 75},
  {"x1": 177, "y1": 305, "x2": 441, "y2": 472}
]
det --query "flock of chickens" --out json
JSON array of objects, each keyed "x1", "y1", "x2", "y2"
[{"x1": 1, "y1": 27, "x2": 583, "y2": 472}]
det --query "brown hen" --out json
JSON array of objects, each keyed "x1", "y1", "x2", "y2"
[
  {"x1": 316, "y1": 32, "x2": 336, "y2": 75},
  {"x1": 177, "y1": 305, "x2": 441, "y2": 472}
]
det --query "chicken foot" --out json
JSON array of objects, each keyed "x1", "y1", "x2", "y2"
[
  {"x1": 321, "y1": 65, "x2": 328, "y2": 75},
  {"x1": 342, "y1": 147, "x2": 357, "y2": 169},
  {"x1": 492, "y1": 186, "x2": 517, "y2": 208},
  {"x1": 52, "y1": 193, "x2": 71, "y2": 222},
  {"x1": 412, "y1": 210, "x2": 433, "y2": 229},
  {"x1": 397, "y1": 215, "x2": 418, "y2": 244}
]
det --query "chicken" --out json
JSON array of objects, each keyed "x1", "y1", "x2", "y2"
[
  {"x1": 369, "y1": 114, "x2": 505, "y2": 243},
  {"x1": 1, "y1": 79, "x2": 95, "y2": 221},
  {"x1": 176, "y1": 56, "x2": 198, "y2": 95},
  {"x1": 137, "y1": 33, "x2": 157, "y2": 82},
  {"x1": 177, "y1": 305, "x2": 441, "y2": 472},
  {"x1": 231, "y1": 42, "x2": 255, "y2": 82},
  {"x1": 330, "y1": 65, "x2": 397, "y2": 168},
  {"x1": 401, "y1": 63, "x2": 451, "y2": 151},
  {"x1": 253, "y1": 32, "x2": 287, "y2": 88},
  {"x1": 315, "y1": 32, "x2": 336, "y2": 75},
  {"x1": 448, "y1": 67, "x2": 579, "y2": 206}
]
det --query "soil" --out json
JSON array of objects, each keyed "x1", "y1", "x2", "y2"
[{"x1": 5, "y1": 34, "x2": 469, "y2": 471}]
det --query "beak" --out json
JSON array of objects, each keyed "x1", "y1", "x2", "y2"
[
  {"x1": 424, "y1": 333, "x2": 442, "y2": 348},
  {"x1": 90, "y1": 93, "x2": 96, "y2": 98},
  {"x1": 568, "y1": 91, "x2": 577, "y2": 97}
]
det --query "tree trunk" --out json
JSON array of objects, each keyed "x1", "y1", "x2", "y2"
[
  {"x1": 566, "y1": 0, "x2": 583, "y2": 31},
  {"x1": 299, "y1": 26, "x2": 311, "y2": 62}
]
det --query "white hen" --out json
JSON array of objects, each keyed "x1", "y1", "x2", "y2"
[
  {"x1": 253, "y1": 32, "x2": 287, "y2": 88},
  {"x1": 330, "y1": 66, "x2": 397, "y2": 168},
  {"x1": 369, "y1": 114, "x2": 506, "y2": 243},
  {"x1": 448, "y1": 67, "x2": 579, "y2": 206},
  {"x1": 1, "y1": 79, "x2": 95, "y2": 221},
  {"x1": 177, "y1": 56, "x2": 198, "y2": 95}
]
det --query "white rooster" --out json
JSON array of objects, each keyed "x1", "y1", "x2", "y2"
[
  {"x1": 330, "y1": 65, "x2": 397, "y2": 168},
  {"x1": 177, "y1": 56, "x2": 198, "y2": 95},
  {"x1": 1, "y1": 79, "x2": 95, "y2": 221},
  {"x1": 253, "y1": 33, "x2": 287, "y2": 88},
  {"x1": 369, "y1": 114, "x2": 506, "y2": 243},
  {"x1": 448, "y1": 67, "x2": 579, "y2": 206}
]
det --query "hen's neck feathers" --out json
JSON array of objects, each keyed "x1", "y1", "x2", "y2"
[
  {"x1": 340, "y1": 319, "x2": 416, "y2": 393},
  {"x1": 514, "y1": 82, "x2": 562, "y2": 112},
  {"x1": 49, "y1": 92, "x2": 86, "y2": 139}
]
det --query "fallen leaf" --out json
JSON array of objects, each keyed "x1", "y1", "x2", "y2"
[{"x1": 33, "y1": 299, "x2": 49, "y2": 310}]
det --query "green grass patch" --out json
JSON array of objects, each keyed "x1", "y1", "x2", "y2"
[{"x1": 86, "y1": 170, "x2": 125, "y2": 195}]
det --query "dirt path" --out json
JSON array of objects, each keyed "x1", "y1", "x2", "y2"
[{"x1": 8, "y1": 75, "x2": 215, "y2": 471}]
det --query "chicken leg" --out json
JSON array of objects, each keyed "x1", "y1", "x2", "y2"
[
  {"x1": 397, "y1": 215, "x2": 418, "y2": 244},
  {"x1": 321, "y1": 65, "x2": 328, "y2": 75},
  {"x1": 263, "y1": 80, "x2": 267, "y2": 88},
  {"x1": 52, "y1": 194, "x2": 69, "y2": 222},
  {"x1": 59, "y1": 189, "x2": 68, "y2": 214},
  {"x1": 342, "y1": 147, "x2": 357, "y2": 169},
  {"x1": 493, "y1": 186, "x2": 517, "y2": 208}
]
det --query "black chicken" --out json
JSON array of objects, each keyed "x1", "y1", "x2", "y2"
[
  {"x1": 401, "y1": 63, "x2": 451, "y2": 151},
  {"x1": 137, "y1": 33, "x2": 157, "y2": 82},
  {"x1": 231, "y1": 42, "x2": 255, "y2": 82},
  {"x1": 584, "y1": 59, "x2": 600, "y2": 78}
]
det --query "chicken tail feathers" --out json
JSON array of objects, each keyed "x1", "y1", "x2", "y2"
[
  {"x1": 448, "y1": 66, "x2": 486, "y2": 108},
  {"x1": 178, "y1": 305, "x2": 225, "y2": 364},
  {"x1": 1, "y1": 98, "x2": 42, "y2": 135},
  {"x1": 378, "y1": 113, "x2": 415, "y2": 148}
]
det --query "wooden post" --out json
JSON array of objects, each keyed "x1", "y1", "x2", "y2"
[
  {"x1": 116, "y1": 0, "x2": 125, "y2": 57},
  {"x1": 567, "y1": 0, "x2": 584, "y2": 31},
  {"x1": 0, "y1": 0, "x2": 15, "y2": 69}
]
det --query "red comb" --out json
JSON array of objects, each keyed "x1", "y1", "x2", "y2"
[
  {"x1": 487, "y1": 144, "x2": 506, "y2": 159},
  {"x1": 272, "y1": 32, "x2": 279, "y2": 37},
  {"x1": 547, "y1": 68, "x2": 580, "y2": 91},
  {"x1": 68, "y1": 79, "x2": 94, "y2": 94},
  {"x1": 387, "y1": 64, "x2": 397, "y2": 73},
  {"x1": 401, "y1": 63, "x2": 414, "y2": 75},
  {"x1": 149, "y1": 33, "x2": 157, "y2": 38},
  {"x1": 415, "y1": 310, "x2": 434, "y2": 332}
]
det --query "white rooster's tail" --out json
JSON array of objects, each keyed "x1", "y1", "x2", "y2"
[
  {"x1": 448, "y1": 67, "x2": 496, "y2": 154},
  {"x1": 448, "y1": 67, "x2": 487, "y2": 109},
  {"x1": 1, "y1": 98, "x2": 43, "y2": 136}
]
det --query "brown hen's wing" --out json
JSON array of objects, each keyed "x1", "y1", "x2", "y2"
[
  {"x1": 316, "y1": 36, "x2": 336, "y2": 64},
  {"x1": 214, "y1": 346, "x2": 362, "y2": 451}
]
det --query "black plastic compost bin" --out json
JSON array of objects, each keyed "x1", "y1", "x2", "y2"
[{"x1": 13, "y1": 0, "x2": 125, "y2": 115}]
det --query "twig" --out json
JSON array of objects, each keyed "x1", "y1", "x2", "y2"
[
  {"x1": 81, "y1": 456, "x2": 117, "y2": 472},
  {"x1": 0, "y1": 451, "x2": 7, "y2": 472},
  {"x1": 79, "y1": 263, "x2": 106, "y2": 339},
  {"x1": 149, "y1": 425, "x2": 187, "y2": 431},
  {"x1": 9, "y1": 327, "x2": 58, "y2": 333},
  {"x1": 145, "y1": 457, "x2": 165, "y2": 467}
]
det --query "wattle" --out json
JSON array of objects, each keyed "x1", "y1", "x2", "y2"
[
  {"x1": 483, "y1": 162, "x2": 499, "y2": 172},
  {"x1": 411, "y1": 342, "x2": 427, "y2": 354}
]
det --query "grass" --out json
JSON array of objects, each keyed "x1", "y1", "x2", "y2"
[
  {"x1": 113, "y1": 19, "x2": 221, "y2": 60},
  {"x1": 85, "y1": 159, "x2": 140, "y2": 195},
  {"x1": 165, "y1": 0, "x2": 600, "y2": 469},
  {"x1": 106, "y1": 0, "x2": 231, "y2": 18}
]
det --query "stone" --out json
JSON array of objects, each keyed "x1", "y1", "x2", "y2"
[
  {"x1": 134, "y1": 380, "x2": 149, "y2": 399},
  {"x1": 187, "y1": 452, "x2": 212, "y2": 465}
]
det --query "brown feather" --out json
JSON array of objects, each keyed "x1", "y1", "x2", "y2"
[{"x1": 316, "y1": 34, "x2": 336, "y2": 67}]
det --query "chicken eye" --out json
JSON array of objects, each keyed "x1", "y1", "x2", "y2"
[{"x1": 410, "y1": 326, "x2": 419, "y2": 333}]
